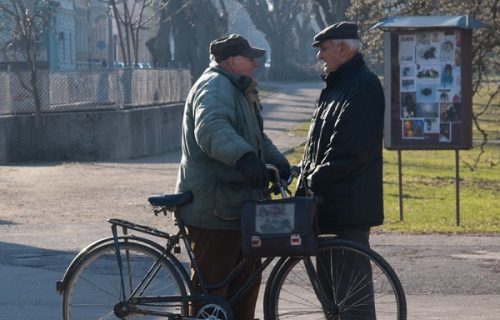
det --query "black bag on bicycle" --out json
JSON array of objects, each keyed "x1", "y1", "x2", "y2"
[{"x1": 241, "y1": 197, "x2": 318, "y2": 258}]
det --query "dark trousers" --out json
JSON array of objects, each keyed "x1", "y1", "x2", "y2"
[
  {"x1": 187, "y1": 226, "x2": 261, "y2": 320},
  {"x1": 317, "y1": 227, "x2": 376, "y2": 319}
]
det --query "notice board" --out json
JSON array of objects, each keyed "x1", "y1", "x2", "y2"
[{"x1": 373, "y1": 17, "x2": 480, "y2": 150}]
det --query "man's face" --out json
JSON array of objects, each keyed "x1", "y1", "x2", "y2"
[
  {"x1": 229, "y1": 55, "x2": 258, "y2": 77},
  {"x1": 317, "y1": 40, "x2": 343, "y2": 74}
]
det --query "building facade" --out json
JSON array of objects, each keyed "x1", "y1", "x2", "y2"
[
  {"x1": 51, "y1": 0, "x2": 76, "y2": 70},
  {"x1": 0, "y1": 0, "x2": 114, "y2": 71},
  {"x1": 74, "y1": 0, "x2": 111, "y2": 69}
]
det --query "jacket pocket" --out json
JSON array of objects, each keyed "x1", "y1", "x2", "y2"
[{"x1": 213, "y1": 180, "x2": 249, "y2": 221}]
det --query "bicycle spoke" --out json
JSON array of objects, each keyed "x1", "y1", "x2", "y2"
[
  {"x1": 78, "y1": 275, "x2": 117, "y2": 298},
  {"x1": 266, "y1": 239, "x2": 406, "y2": 320},
  {"x1": 62, "y1": 241, "x2": 188, "y2": 320}
]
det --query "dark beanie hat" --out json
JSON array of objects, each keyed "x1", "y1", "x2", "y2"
[{"x1": 312, "y1": 22, "x2": 359, "y2": 47}]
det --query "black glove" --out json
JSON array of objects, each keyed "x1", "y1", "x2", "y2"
[
  {"x1": 235, "y1": 153, "x2": 269, "y2": 190},
  {"x1": 275, "y1": 162, "x2": 291, "y2": 181},
  {"x1": 290, "y1": 165, "x2": 301, "y2": 178}
]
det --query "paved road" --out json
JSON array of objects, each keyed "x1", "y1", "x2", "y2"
[{"x1": 1, "y1": 81, "x2": 499, "y2": 319}]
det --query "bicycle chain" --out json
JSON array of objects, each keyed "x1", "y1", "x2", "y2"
[{"x1": 140, "y1": 302, "x2": 183, "y2": 308}]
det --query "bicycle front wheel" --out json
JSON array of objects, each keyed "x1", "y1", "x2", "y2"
[
  {"x1": 62, "y1": 241, "x2": 188, "y2": 320},
  {"x1": 266, "y1": 238, "x2": 406, "y2": 320}
]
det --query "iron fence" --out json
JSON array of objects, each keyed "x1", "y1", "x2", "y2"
[{"x1": 0, "y1": 68, "x2": 191, "y2": 115}]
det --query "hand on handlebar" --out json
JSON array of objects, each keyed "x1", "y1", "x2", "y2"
[
  {"x1": 235, "y1": 153, "x2": 269, "y2": 190},
  {"x1": 274, "y1": 162, "x2": 291, "y2": 181}
]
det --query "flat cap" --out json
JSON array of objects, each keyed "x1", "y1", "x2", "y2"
[
  {"x1": 312, "y1": 22, "x2": 359, "y2": 47},
  {"x1": 210, "y1": 34, "x2": 265, "y2": 59}
]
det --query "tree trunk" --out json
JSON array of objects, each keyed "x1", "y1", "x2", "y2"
[
  {"x1": 154, "y1": 0, "x2": 228, "y2": 80},
  {"x1": 235, "y1": 0, "x2": 317, "y2": 81},
  {"x1": 148, "y1": 7, "x2": 172, "y2": 68},
  {"x1": 30, "y1": 69, "x2": 42, "y2": 129},
  {"x1": 110, "y1": 0, "x2": 127, "y2": 65},
  {"x1": 268, "y1": 35, "x2": 291, "y2": 80}
]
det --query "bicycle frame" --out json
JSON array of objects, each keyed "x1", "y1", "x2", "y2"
[
  {"x1": 57, "y1": 164, "x2": 341, "y2": 319},
  {"x1": 105, "y1": 211, "x2": 290, "y2": 316},
  {"x1": 109, "y1": 166, "x2": 294, "y2": 302}
]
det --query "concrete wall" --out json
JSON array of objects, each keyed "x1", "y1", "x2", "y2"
[{"x1": 0, "y1": 103, "x2": 184, "y2": 163}]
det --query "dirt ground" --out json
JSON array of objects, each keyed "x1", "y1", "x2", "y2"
[
  {"x1": 1, "y1": 81, "x2": 499, "y2": 319},
  {"x1": 0, "y1": 81, "x2": 322, "y2": 250},
  {"x1": 0, "y1": 152, "x2": 183, "y2": 250},
  {"x1": 2, "y1": 151, "x2": 500, "y2": 320}
]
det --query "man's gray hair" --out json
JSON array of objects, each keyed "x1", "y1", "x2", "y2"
[
  {"x1": 331, "y1": 39, "x2": 363, "y2": 51},
  {"x1": 209, "y1": 55, "x2": 218, "y2": 67}
]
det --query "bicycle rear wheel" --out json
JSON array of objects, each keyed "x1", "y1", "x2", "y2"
[
  {"x1": 62, "y1": 241, "x2": 188, "y2": 320},
  {"x1": 265, "y1": 238, "x2": 406, "y2": 319}
]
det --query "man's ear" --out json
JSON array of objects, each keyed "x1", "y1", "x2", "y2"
[
  {"x1": 338, "y1": 41, "x2": 347, "y2": 56},
  {"x1": 227, "y1": 56, "x2": 236, "y2": 69}
]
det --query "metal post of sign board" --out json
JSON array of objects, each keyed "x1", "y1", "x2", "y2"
[
  {"x1": 398, "y1": 150, "x2": 404, "y2": 221},
  {"x1": 455, "y1": 150, "x2": 461, "y2": 226}
]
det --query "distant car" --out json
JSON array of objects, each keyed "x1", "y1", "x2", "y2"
[
  {"x1": 113, "y1": 61, "x2": 125, "y2": 68},
  {"x1": 137, "y1": 62, "x2": 152, "y2": 69},
  {"x1": 112, "y1": 61, "x2": 152, "y2": 69}
]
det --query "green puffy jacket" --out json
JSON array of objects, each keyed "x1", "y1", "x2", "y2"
[{"x1": 175, "y1": 66, "x2": 288, "y2": 230}]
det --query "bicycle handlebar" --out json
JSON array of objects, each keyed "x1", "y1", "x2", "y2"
[
  {"x1": 265, "y1": 164, "x2": 301, "y2": 199},
  {"x1": 265, "y1": 164, "x2": 300, "y2": 185}
]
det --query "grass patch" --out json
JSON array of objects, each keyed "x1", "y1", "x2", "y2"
[
  {"x1": 259, "y1": 84, "x2": 280, "y2": 100},
  {"x1": 380, "y1": 146, "x2": 499, "y2": 233},
  {"x1": 285, "y1": 144, "x2": 500, "y2": 234},
  {"x1": 288, "y1": 122, "x2": 310, "y2": 139},
  {"x1": 472, "y1": 84, "x2": 499, "y2": 141}
]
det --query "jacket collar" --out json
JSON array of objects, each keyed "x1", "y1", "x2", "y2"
[
  {"x1": 209, "y1": 66, "x2": 256, "y2": 95},
  {"x1": 321, "y1": 52, "x2": 365, "y2": 85}
]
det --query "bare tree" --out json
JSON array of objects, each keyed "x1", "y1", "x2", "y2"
[
  {"x1": 108, "y1": 0, "x2": 167, "y2": 67},
  {"x1": 147, "y1": 0, "x2": 228, "y2": 80},
  {"x1": 235, "y1": 0, "x2": 317, "y2": 80},
  {"x1": 0, "y1": 0, "x2": 58, "y2": 128},
  {"x1": 312, "y1": 0, "x2": 351, "y2": 29},
  {"x1": 348, "y1": 0, "x2": 499, "y2": 170}
]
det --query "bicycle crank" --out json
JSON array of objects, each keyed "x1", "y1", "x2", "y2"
[{"x1": 196, "y1": 303, "x2": 230, "y2": 320}]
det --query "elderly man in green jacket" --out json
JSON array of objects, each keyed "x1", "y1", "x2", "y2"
[{"x1": 175, "y1": 34, "x2": 290, "y2": 319}]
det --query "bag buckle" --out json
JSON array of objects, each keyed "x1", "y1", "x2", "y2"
[
  {"x1": 251, "y1": 235, "x2": 261, "y2": 248},
  {"x1": 290, "y1": 234, "x2": 302, "y2": 246}
]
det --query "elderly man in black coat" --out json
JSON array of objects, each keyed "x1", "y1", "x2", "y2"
[{"x1": 297, "y1": 21, "x2": 385, "y2": 317}]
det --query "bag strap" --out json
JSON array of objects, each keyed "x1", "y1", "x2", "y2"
[{"x1": 298, "y1": 174, "x2": 312, "y2": 197}]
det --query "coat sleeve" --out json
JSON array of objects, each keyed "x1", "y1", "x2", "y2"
[
  {"x1": 309, "y1": 75, "x2": 384, "y2": 190},
  {"x1": 193, "y1": 81, "x2": 254, "y2": 167},
  {"x1": 262, "y1": 132, "x2": 289, "y2": 166}
]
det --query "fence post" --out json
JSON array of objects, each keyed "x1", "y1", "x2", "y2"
[
  {"x1": 455, "y1": 150, "x2": 461, "y2": 226},
  {"x1": 398, "y1": 150, "x2": 404, "y2": 221}
]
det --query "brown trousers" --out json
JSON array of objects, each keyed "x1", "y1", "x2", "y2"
[{"x1": 187, "y1": 226, "x2": 261, "y2": 320}]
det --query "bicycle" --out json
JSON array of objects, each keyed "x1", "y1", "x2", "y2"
[{"x1": 56, "y1": 165, "x2": 406, "y2": 319}]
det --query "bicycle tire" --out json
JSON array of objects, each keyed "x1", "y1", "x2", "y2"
[
  {"x1": 62, "y1": 241, "x2": 188, "y2": 320},
  {"x1": 265, "y1": 238, "x2": 406, "y2": 320}
]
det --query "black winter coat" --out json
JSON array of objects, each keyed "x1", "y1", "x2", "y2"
[{"x1": 297, "y1": 53, "x2": 385, "y2": 229}]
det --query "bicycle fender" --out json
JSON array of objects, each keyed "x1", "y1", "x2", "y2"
[{"x1": 55, "y1": 235, "x2": 173, "y2": 294}]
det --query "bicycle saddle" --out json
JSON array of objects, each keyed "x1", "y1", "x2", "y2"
[{"x1": 148, "y1": 191, "x2": 193, "y2": 207}]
